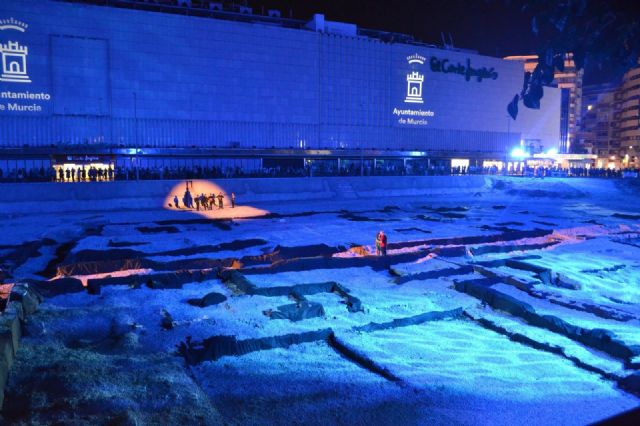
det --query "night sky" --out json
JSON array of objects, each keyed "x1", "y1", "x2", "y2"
[
  {"x1": 254, "y1": 0, "x2": 626, "y2": 84},
  {"x1": 259, "y1": 0, "x2": 536, "y2": 57}
]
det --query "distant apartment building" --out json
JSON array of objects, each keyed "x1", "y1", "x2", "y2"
[
  {"x1": 576, "y1": 61, "x2": 640, "y2": 169},
  {"x1": 504, "y1": 54, "x2": 583, "y2": 153},
  {"x1": 616, "y1": 63, "x2": 640, "y2": 168},
  {"x1": 577, "y1": 82, "x2": 619, "y2": 158}
]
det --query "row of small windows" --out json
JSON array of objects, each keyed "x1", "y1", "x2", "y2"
[
  {"x1": 619, "y1": 95, "x2": 640, "y2": 102},
  {"x1": 618, "y1": 105, "x2": 639, "y2": 114},
  {"x1": 618, "y1": 115, "x2": 640, "y2": 123},
  {"x1": 627, "y1": 71, "x2": 640, "y2": 81}
]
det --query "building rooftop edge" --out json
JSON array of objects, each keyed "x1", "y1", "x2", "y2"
[{"x1": 52, "y1": 0, "x2": 482, "y2": 55}]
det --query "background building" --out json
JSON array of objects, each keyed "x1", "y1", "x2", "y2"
[
  {"x1": 575, "y1": 61, "x2": 640, "y2": 169},
  {"x1": 0, "y1": 0, "x2": 560, "y2": 176},
  {"x1": 616, "y1": 62, "x2": 640, "y2": 168},
  {"x1": 577, "y1": 82, "x2": 619, "y2": 159},
  {"x1": 504, "y1": 53, "x2": 583, "y2": 153}
]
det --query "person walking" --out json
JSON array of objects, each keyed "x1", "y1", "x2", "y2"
[
  {"x1": 217, "y1": 192, "x2": 224, "y2": 209},
  {"x1": 173, "y1": 195, "x2": 180, "y2": 209},
  {"x1": 231, "y1": 192, "x2": 235, "y2": 208}
]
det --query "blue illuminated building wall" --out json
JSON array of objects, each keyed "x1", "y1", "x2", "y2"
[{"x1": 0, "y1": 0, "x2": 560, "y2": 154}]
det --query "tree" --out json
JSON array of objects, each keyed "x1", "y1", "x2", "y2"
[{"x1": 506, "y1": 0, "x2": 640, "y2": 119}]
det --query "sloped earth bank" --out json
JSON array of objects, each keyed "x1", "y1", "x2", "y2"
[{"x1": 1, "y1": 176, "x2": 640, "y2": 425}]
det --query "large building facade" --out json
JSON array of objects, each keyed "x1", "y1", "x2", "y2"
[{"x1": 0, "y1": 0, "x2": 560, "y2": 175}]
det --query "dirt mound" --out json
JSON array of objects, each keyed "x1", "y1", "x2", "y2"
[{"x1": 492, "y1": 179, "x2": 588, "y2": 199}]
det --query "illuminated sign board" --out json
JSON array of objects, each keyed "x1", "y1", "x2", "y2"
[
  {"x1": 393, "y1": 53, "x2": 436, "y2": 127},
  {"x1": 429, "y1": 56, "x2": 498, "y2": 82},
  {"x1": 0, "y1": 17, "x2": 52, "y2": 114},
  {"x1": 392, "y1": 50, "x2": 502, "y2": 128}
]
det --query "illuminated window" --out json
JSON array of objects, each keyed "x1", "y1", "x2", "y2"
[{"x1": 451, "y1": 158, "x2": 469, "y2": 168}]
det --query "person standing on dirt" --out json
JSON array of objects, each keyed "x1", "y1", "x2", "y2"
[
  {"x1": 217, "y1": 192, "x2": 225, "y2": 209},
  {"x1": 195, "y1": 194, "x2": 201, "y2": 211},
  {"x1": 173, "y1": 195, "x2": 180, "y2": 209},
  {"x1": 183, "y1": 187, "x2": 192, "y2": 209},
  {"x1": 379, "y1": 231, "x2": 387, "y2": 256},
  {"x1": 231, "y1": 192, "x2": 235, "y2": 208}
]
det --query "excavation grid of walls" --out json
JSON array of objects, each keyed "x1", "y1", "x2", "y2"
[{"x1": 1, "y1": 176, "x2": 640, "y2": 423}]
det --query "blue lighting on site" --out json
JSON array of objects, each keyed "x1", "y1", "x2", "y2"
[
  {"x1": 546, "y1": 148, "x2": 558, "y2": 156},
  {"x1": 510, "y1": 147, "x2": 529, "y2": 159}
]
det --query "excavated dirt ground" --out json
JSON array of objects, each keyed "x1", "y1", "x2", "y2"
[{"x1": 1, "y1": 177, "x2": 640, "y2": 425}]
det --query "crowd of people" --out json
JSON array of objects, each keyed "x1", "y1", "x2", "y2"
[
  {"x1": 1, "y1": 163, "x2": 639, "y2": 183},
  {"x1": 171, "y1": 185, "x2": 236, "y2": 211},
  {"x1": 0, "y1": 166, "x2": 54, "y2": 183},
  {"x1": 55, "y1": 166, "x2": 115, "y2": 182}
]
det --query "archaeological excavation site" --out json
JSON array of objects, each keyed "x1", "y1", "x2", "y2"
[{"x1": 0, "y1": 175, "x2": 639, "y2": 425}]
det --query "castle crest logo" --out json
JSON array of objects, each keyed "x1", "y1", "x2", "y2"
[
  {"x1": 0, "y1": 18, "x2": 31, "y2": 83},
  {"x1": 404, "y1": 54, "x2": 425, "y2": 104},
  {"x1": 393, "y1": 52, "x2": 435, "y2": 127}
]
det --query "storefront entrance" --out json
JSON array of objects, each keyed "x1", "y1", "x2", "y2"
[{"x1": 52, "y1": 155, "x2": 115, "y2": 182}]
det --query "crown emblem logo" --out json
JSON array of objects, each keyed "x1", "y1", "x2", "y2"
[
  {"x1": 0, "y1": 17, "x2": 31, "y2": 83},
  {"x1": 0, "y1": 17, "x2": 28, "y2": 32},
  {"x1": 404, "y1": 54, "x2": 426, "y2": 103},
  {"x1": 407, "y1": 53, "x2": 426, "y2": 65}
]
